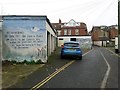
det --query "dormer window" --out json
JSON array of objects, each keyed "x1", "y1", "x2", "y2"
[
  {"x1": 64, "y1": 19, "x2": 79, "y2": 27},
  {"x1": 73, "y1": 23, "x2": 75, "y2": 26}
]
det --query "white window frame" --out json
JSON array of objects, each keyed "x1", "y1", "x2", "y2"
[
  {"x1": 57, "y1": 30, "x2": 61, "y2": 35},
  {"x1": 64, "y1": 29, "x2": 67, "y2": 35},
  {"x1": 75, "y1": 29, "x2": 79, "y2": 35},
  {"x1": 68, "y1": 29, "x2": 71, "y2": 35}
]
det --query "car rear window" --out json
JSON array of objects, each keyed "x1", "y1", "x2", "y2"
[{"x1": 64, "y1": 43, "x2": 79, "y2": 47}]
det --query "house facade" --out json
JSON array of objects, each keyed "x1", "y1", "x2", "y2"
[
  {"x1": 108, "y1": 25, "x2": 118, "y2": 39},
  {"x1": 90, "y1": 25, "x2": 118, "y2": 47},
  {"x1": 52, "y1": 19, "x2": 92, "y2": 49},
  {"x1": 108, "y1": 25, "x2": 118, "y2": 46},
  {"x1": 52, "y1": 19, "x2": 88, "y2": 36},
  {"x1": 2, "y1": 15, "x2": 57, "y2": 63}
]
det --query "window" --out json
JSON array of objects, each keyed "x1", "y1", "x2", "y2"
[
  {"x1": 99, "y1": 30, "x2": 103, "y2": 37},
  {"x1": 59, "y1": 38, "x2": 63, "y2": 40},
  {"x1": 75, "y1": 29, "x2": 79, "y2": 35},
  {"x1": 64, "y1": 29, "x2": 67, "y2": 35},
  {"x1": 70, "y1": 38, "x2": 76, "y2": 41},
  {"x1": 64, "y1": 43, "x2": 79, "y2": 47},
  {"x1": 68, "y1": 29, "x2": 71, "y2": 35},
  {"x1": 57, "y1": 30, "x2": 61, "y2": 35},
  {"x1": 73, "y1": 23, "x2": 76, "y2": 26},
  {"x1": 100, "y1": 26, "x2": 105, "y2": 29},
  {"x1": 115, "y1": 26, "x2": 118, "y2": 29}
]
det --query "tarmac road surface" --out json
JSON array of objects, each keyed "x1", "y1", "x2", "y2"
[{"x1": 10, "y1": 46, "x2": 119, "y2": 89}]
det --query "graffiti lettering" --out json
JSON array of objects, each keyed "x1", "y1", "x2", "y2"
[{"x1": 4, "y1": 31, "x2": 44, "y2": 49}]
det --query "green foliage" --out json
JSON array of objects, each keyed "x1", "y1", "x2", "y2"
[
  {"x1": 2, "y1": 59, "x2": 44, "y2": 65},
  {"x1": 11, "y1": 60, "x2": 17, "y2": 64},
  {"x1": 2, "y1": 60, "x2": 12, "y2": 65},
  {"x1": 35, "y1": 60, "x2": 44, "y2": 64}
]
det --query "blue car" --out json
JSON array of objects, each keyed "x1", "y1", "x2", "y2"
[{"x1": 61, "y1": 41, "x2": 82, "y2": 60}]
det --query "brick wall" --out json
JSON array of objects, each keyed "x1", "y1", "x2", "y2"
[
  {"x1": 60, "y1": 27, "x2": 87, "y2": 36},
  {"x1": 91, "y1": 27, "x2": 100, "y2": 41},
  {"x1": 91, "y1": 26, "x2": 118, "y2": 41},
  {"x1": 52, "y1": 19, "x2": 88, "y2": 36},
  {"x1": 109, "y1": 28, "x2": 118, "y2": 39}
]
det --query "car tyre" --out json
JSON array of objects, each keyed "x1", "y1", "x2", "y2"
[
  {"x1": 60, "y1": 54, "x2": 64, "y2": 59},
  {"x1": 79, "y1": 56, "x2": 82, "y2": 60}
]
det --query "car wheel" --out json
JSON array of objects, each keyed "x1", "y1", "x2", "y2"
[
  {"x1": 60, "y1": 54, "x2": 64, "y2": 59},
  {"x1": 79, "y1": 56, "x2": 82, "y2": 60}
]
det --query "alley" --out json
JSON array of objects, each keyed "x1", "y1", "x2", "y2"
[{"x1": 30, "y1": 46, "x2": 119, "y2": 89}]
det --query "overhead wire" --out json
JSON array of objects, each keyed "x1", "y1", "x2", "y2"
[
  {"x1": 48, "y1": 0, "x2": 108, "y2": 22},
  {"x1": 93, "y1": 0, "x2": 117, "y2": 25},
  {"x1": 48, "y1": 0, "x2": 103, "y2": 15}
]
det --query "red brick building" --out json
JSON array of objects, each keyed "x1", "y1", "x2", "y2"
[
  {"x1": 51, "y1": 19, "x2": 92, "y2": 48},
  {"x1": 90, "y1": 25, "x2": 118, "y2": 46},
  {"x1": 108, "y1": 25, "x2": 118, "y2": 39},
  {"x1": 52, "y1": 19, "x2": 88, "y2": 36},
  {"x1": 90, "y1": 26, "x2": 101, "y2": 41}
]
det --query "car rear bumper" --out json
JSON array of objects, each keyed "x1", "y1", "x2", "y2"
[{"x1": 61, "y1": 51, "x2": 82, "y2": 56}]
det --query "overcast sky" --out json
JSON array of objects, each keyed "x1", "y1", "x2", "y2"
[{"x1": 0, "y1": 0, "x2": 118, "y2": 31}]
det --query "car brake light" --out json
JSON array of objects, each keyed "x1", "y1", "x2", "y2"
[{"x1": 61, "y1": 45, "x2": 64, "y2": 48}]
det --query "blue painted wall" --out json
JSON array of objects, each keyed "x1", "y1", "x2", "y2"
[{"x1": 2, "y1": 16, "x2": 47, "y2": 62}]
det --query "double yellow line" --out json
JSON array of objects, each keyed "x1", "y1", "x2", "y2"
[
  {"x1": 31, "y1": 48, "x2": 94, "y2": 90},
  {"x1": 31, "y1": 60, "x2": 75, "y2": 90}
]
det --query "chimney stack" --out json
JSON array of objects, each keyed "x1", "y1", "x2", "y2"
[{"x1": 59, "y1": 19, "x2": 61, "y2": 24}]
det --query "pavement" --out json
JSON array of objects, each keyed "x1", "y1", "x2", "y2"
[{"x1": 105, "y1": 47, "x2": 120, "y2": 57}]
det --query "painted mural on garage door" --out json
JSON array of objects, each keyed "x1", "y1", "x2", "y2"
[
  {"x1": 76, "y1": 38, "x2": 92, "y2": 49},
  {"x1": 2, "y1": 17, "x2": 47, "y2": 63}
]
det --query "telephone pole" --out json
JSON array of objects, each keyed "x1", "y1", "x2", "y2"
[{"x1": 118, "y1": 0, "x2": 120, "y2": 53}]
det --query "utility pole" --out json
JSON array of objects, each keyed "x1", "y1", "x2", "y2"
[
  {"x1": 118, "y1": 0, "x2": 120, "y2": 53},
  {"x1": 0, "y1": 4, "x2": 3, "y2": 15},
  {"x1": 0, "y1": 15, "x2": 2, "y2": 90}
]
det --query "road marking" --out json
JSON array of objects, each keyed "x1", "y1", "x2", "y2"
[
  {"x1": 99, "y1": 50, "x2": 111, "y2": 89},
  {"x1": 31, "y1": 61, "x2": 75, "y2": 90},
  {"x1": 31, "y1": 48, "x2": 94, "y2": 90},
  {"x1": 82, "y1": 48, "x2": 94, "y2": 56},
  {"x1": 105, "y1": 48, "x2": 120, "y2": 57}
]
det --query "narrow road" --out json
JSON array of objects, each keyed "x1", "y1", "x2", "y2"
[
  {"x1": 38, "y1": 46, "x2": 118, "y2": 88},
  {"x1": 11, "y1": 46, "x2": 119, "y2": 89}
]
